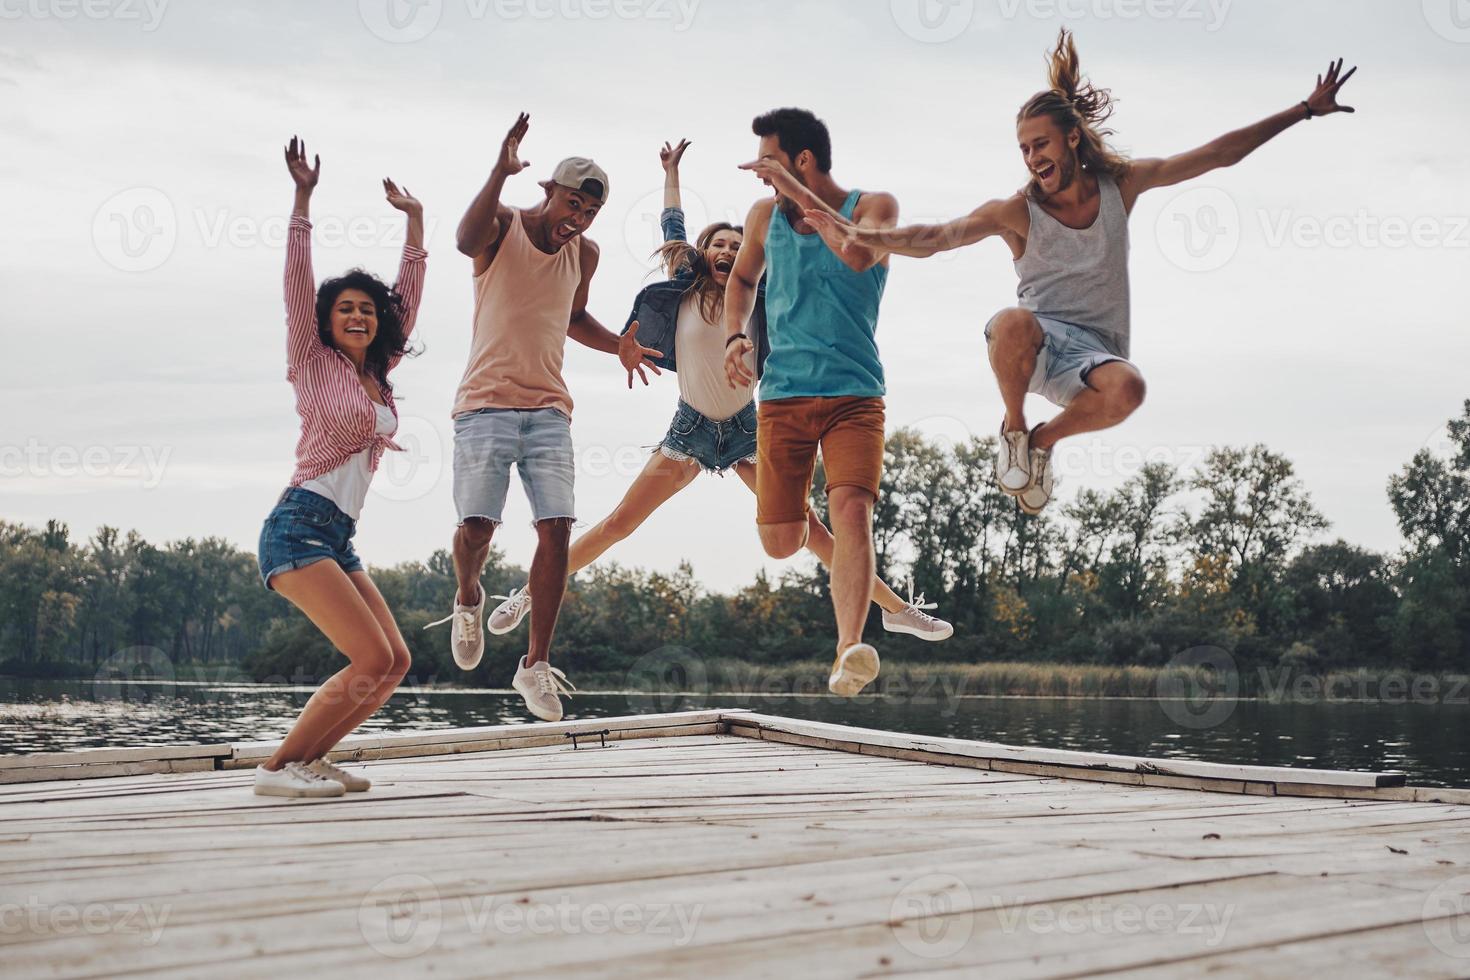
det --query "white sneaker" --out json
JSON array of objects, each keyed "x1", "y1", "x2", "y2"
[
  {"x1": 424, "y1": 589, "x2": 485, "y2": 670},
  {"x1": 1018, "y1": 435, "x2": 1055, "y2": 515},
  {"x1": 307, "y1": 758, "x2": 371, "y2": 792},
  {"x1": 996, "y1": 421, "x2": 1032, "y2": 494},
  {"x1": 488, "y1": 586, "x2": 533, "y2": 636},
  {"x1": 254, "y1": 762, "x2": 346, "y2": 799},
  {"x1": 882, "y1": 594, "x2": 954, "y2": 642},
  {"x1": 512, "y1": 656, "x2": 576, "y2": 722},
  {"x1": 828, "y1": 643, "x2": 880, "y2": 697}
]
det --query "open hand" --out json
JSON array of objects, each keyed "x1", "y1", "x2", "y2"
[
  {"x1": 619, "y1": 321, "x2": 664, "y2": 388},
  {"x1": 803, "y1": 209, "x2": 864, "y2": 258},
  {"x1": 660, "y1": 139, "x2": 691, "y2": 172},
  {"x1": 498, "y1": 112, "x2": 531, "y2": 176},
  {"x1": 739, "y1": 157, "x2": 803, "y2": 202},
  {"x1": 284, "y1": 135, "x2": 320, "y2": 192},
  {"x1": 724, "y1": 335, "x2": 755, "y2": 389},
  {"x1": 1306, "y1": 58, "x2": 1357, "y2": 116},
  {"x1": 382, "y1": 178, "x2": 421, "y2": 215}
]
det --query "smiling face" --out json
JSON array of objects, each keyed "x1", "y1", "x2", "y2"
[
  {"x1": 543, "y1": 185, "x2": 603, "y2": 247},
  {"x1": 1017, "y1": 114, "x2": 1080, "y2": 197},
  {"x1": 329, "y1": 288, "x2": 377, "y2": 354},
  {"x1": 704, "y1": 228, "x2": 742, "y2": 287}
]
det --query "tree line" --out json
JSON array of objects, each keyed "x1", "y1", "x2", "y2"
[{"x1": 3, "y1": 401, "x2": 1466, "y2": 689}]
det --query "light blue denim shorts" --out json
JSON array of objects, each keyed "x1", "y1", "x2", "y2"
[
  {"x1": 452, "y1": 407, "x2": 576, "y2": 526},
  {"x1": 986, "y1": 312, "x2": 1128, "y2": 407}
]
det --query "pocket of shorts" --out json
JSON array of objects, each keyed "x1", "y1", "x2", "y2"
[
  {"x1": 736, "y1": 404, "x2": 758, "y2": 436},
  {"x1": 285, "y1": 503, "x2": 335, "y2": 528},
  {"x1": 671, "y1": 408, "x2": 700, "y2": 436}
]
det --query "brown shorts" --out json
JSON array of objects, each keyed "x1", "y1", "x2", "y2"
[{"x1": 755, "y1": 396, "x2": 885, "y2": 525}]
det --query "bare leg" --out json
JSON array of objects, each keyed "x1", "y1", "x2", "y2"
[
  {"x1": 567, "y1": 452, "x2": 701, "y2": 576},
  {"x1": 1031, "y1": 361, "x2": 1147, "y2": 451},
  {"x1": 264, "y1": 561, "x2": 402, "y2": 771},
  {"x1": 987, "y1": 307, "x2": 1044, "y2": 433},
  {"x1": 525, "y1": 518, "x2": 572, "y2": 666},
  {"x1": 733, "y1": 460, "x2": 905, "y2": 613},
  {"x1": 826, "y1": 485, "x2": 877, "y2": 652},
  {"x1": 299, "y1": 571, "x2": 412, "y2": 761},
  {"x1": 453, "y1": 517, "x2": 497, "y2": 607}
]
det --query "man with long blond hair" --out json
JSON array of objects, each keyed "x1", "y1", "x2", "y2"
[{"x1": 807, "y1": 29, "x2": 1357, "y2": 515}]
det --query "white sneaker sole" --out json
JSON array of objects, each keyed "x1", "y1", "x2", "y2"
[
  {"x1": 253, "y1": 782, "x2": 344, "y2": 799},
  {"x1": 883, "y1": 619, "x2": 955, "y2": 642},
  {"x1": 828, "y1": 644, "x2": 880, "y2": 697},
  {"x1": 513, "y1": 684, "x2": 563, "y2": 722}
]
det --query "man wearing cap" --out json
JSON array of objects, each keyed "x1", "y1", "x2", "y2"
[{"x1": 436, "y1": 112, "x2": 661, "y2": 722}]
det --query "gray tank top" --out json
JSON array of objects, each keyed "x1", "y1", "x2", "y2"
[{"x1": 1014, "y1": 174, "x2": 1131, "y2": 359}]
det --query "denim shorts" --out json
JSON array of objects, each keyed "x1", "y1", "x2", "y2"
[
  {"x1": 986, "y1": 312, "x2": 1128, "y2": 407},
  {"x1": 258, "y1": 487, "x2": 363, "y2": 590},
  {"x1": 453, "y1": 407, "x2": 576, "y2": 525},
  {"x1": 659, "y1": 399, "x2": 759, "y2": 474}
]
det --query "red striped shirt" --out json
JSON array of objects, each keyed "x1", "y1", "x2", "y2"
[{"x1": 283, "y1": 214, "x2": 427, "y2": 486}]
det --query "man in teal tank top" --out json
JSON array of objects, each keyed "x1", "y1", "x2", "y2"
[{"x1": 722, "y1": 107, "x2": 900, "y2": 699}]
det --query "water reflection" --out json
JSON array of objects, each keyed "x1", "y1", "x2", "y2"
[{"x1": 0, "y1": 677, "x2": 1464, "y2": 788}]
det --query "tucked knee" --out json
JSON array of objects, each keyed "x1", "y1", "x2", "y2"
[
  {"x1": 988, "y1": 307, "x2": 1040, "y2": 348},
  {"x1": 760, "y1": 524, "x2": 807, "y2": 559},
  {"x1": 1112, "y1": 373, "x2": 1147, "y2": 414},
  {"x1": 389, "y1": 645, "x2": 412, "y2": 681}
]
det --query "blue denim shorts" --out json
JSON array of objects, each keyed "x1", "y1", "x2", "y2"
[
  {"x1": 986, "y1": 313, "x2": 1128, "y2": 407},
  {"x1": 453, "y1": 407, "x2": 576, "y2": 525},
  {"x1": 258, "y1": 487, "x2": 363, "y2": 590},
  {"x1": 659, "y1": 400, "x2": 759, "y2": 474}
]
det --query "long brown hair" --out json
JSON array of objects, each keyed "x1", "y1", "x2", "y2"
[
  {"x1": 1017, "y1": 28, "x2": 1130, "y2": 197},
  {"x1": 654, "y1": 221, "x2": 743, "y2": 326}
]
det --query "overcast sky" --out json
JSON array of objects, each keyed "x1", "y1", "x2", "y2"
[{"x1": 3, "y1": 0, "x2": 1467, "y2": 594}]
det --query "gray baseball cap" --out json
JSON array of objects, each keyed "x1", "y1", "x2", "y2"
[{"x1": 541, "y1": 157, "x2": 610, "y2": 204}]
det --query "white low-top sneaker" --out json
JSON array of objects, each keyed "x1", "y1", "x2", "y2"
[
  {"x1": 425, "y1": 589, "x2": 485, "y2": 670},
  {"x1": 996, "y1": 421, "x2": 1032, "y2": 494},
  {"x1": 307, "y1": 758, "x2": 371, "y2": 792},
  {"x1": 512, "y1": 656, "x2": 576, "y2": 722},
  {"x1": 882, "y1": 594, "x2": 954, "y2": 642},
  {"x1": 254, "y1": 762, "x2": 346, "y2": 799},
  {"x1": 488, "y1": 586, "x2": 533, "y2": 636},
  {"x1": 828, "y1": 643, "x2": 881, "y2": 697},
  {"x1": 1018, "y1": 435, "x2": 1055, "y2": 515}
]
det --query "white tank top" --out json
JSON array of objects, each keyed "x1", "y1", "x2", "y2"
[
  {"x1": 301, "y1": 401, "x2": 396, "y2": 520},
  {"x1": 675, "y1": 295, "x2": 754, "y2": 421}
]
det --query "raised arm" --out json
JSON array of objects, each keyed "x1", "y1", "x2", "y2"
[
  {"x1": 722, "y1": 199, "x2": 770, "y2": 389},
  {"x1": 1122, "y1": 58, "x2": 1357, "y2": 209},
  {"x1": 383, "y1": 178, "x2": 427, "y2": 367},
  {"x1": 283, "y1": 136, "x2": 323, "y2": 374},
  {"x1": 565, "y1": 238, "x2": 665, "y2": 388},
  {"x1": 660, "y1": 138, "x2": 691, "y2": 240},
  {"x1": 805, "y1": 196, "x2": 1025, "y2": 263},
  {"x1": 456, "y1": 112, "x2": 529, "y2": 275}
]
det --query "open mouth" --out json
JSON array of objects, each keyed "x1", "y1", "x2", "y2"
[
  {"x1": 1034, "y1": 162, "x2": 1057, "y2": 182},
  {"x1": 555, "y1": 222, "x2": 577, "y2": 241},
  {"x1": 345, "y1": 326, "x2": 369, "y2": 336},
  {"x1": 713, "y1": 259, "x2": 733, "y2": 274}
]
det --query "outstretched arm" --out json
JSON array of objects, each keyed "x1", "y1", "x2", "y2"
[
  {"x1": 457, "y1": 112, "x2": 530, "y2": 273},
  {"x1": 805, "y1": 197, "x2": 1022, "y2": 262},
  {"x1": 1122, "y1": 58, "x2": 1357, "y2": 208},
  {"x1": 659, "y1": 138, "x2": 690, "y2": 247},
  {"x1": 566, "y1": 239, "x2": 664, "y2": 388},
  {"x1": 283, "y1": 135, "x2": 322, "y2": 373},
  {"x1": 723, "y1": 200, "x2": 769, "y2": 389},
  {"x1": 383, "y1": 179, "x2": 427, "y2": 367}
]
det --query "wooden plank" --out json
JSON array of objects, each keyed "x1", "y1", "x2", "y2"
[{"x1": 0, "y1": 742, "x2": 230, "y2": 771}]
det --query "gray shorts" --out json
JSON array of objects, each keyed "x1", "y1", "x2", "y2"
[
  {"x1": 986, "y1": 312, "x2": 1129, "y2": 408},
  {"x1": 452, "y1": 407, "x2": 576, "y2": 526}
]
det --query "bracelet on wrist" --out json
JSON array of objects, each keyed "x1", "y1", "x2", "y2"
[
  {"x1": 725, "y1": 333, "x2": 748, "y2": 348},
  {"x1": 1301, "y1": 100, "x2": 1314, "y2": 120}
]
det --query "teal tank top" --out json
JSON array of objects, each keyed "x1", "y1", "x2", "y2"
[{"x1": 759, "y1": 189, "x2": 887, "y2": 401}]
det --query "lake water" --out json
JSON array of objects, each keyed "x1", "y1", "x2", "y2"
[{"x1": 1, "y1": 677, "x2": 1465, "y2": 787}]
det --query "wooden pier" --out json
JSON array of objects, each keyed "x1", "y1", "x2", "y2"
[{"x1": 2, "y1": 710, "x2": 1468, "y2": 977}]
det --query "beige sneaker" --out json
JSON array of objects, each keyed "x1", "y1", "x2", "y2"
[
  {"x1": 253, "y1": 762, "x2": 345, "y2": 799},
  {"x1": 882, "y1": 594, "x2": 954, "y2": 641},
  {"x1": 488, "y1": 586, "x2": 533, "y2": 636},
  {"x1": 828, "y1": 643, "x2": 880, "y2": 697},
  {"x1": 424, "y1": 588, "x2": 485, "y2": 670},
  {"x1": 1018, "y1": 436, "x2": 1055, "y2": 515},
  {"x1": 307, "y1": 758, "x2": 371, "y2": 792},
  {"x1": 512, "y1": 656, "x2": 576, "y2": 722},
  {"x1": 996, "y1": 421, "x2": 1032, "y2": 494}
]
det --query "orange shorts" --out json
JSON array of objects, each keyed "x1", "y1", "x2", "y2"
[{"x1": 755, "y1": 396, "x2": 885, "y2": 525}]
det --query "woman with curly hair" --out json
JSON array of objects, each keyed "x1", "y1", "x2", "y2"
[{"x1": 253, "y1": 136, "x2": 428, "y2": 798}]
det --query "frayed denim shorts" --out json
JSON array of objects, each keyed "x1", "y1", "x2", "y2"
[
  {"x1": 453, "y1": 407, "x2": 576, "y2": 526},
  {"x1": 258, "y1": 487, "x2": 363, "y2": 590},
  {"x1": 658, "y1": 399, "x2": 759, "y2": 474}
]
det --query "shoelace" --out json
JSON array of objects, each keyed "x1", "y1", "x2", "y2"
[
  {"x1": 902, "y1": 592, "x2": 940, "y2": 624},
  {"x1": 423, "y1": 607, "x2": 478, "y2": 637},
  {"x1": 311, "y1": 759, "x2": 348, "y2": 780},
  {"x1": 285, "y1": 761, "x2": 332, "y2": 783},
  {"x1": 491, "y1": 587, "x2": 531, "y2": 616},
  {"x1": 533, "y1": 664, "x2": 577, "y2": 699}
]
